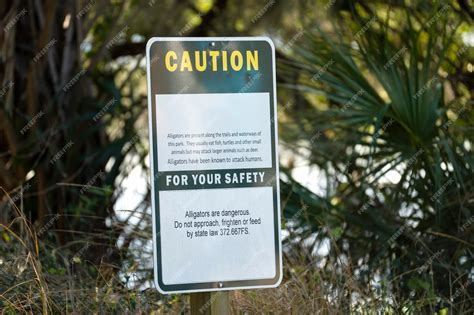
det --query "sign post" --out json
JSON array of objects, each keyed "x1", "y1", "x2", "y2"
[
  {"x1": 190, "y1": 291, "x2": 230, "y2": 315},
  {"x1": 146, "y1": 37, "x2": 282, "y2": 299}
]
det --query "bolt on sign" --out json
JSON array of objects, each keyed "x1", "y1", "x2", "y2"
[{"x1": 146, "y1": 37, "x2": 282, "y2": 294}]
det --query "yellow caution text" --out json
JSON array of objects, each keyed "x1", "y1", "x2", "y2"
[{"x1": 165, "y1": 50, "x2": 259, "y2": 72}]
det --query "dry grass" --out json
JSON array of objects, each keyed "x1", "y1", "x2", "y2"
[{"x1": 0, "y1": 189, "x2": 470, "y2": 314}]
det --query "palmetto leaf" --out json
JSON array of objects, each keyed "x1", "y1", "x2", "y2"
[{"x1": 278, "y1": 2, "x2": 473, "y2": 301}]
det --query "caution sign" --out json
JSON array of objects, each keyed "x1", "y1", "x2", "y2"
[{"x1": 146, "y1": 37, "x2": 281, "y2": 294}]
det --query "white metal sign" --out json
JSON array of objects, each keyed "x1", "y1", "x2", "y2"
[{"x1": 146, "y1": 37, "x2": 281, "y2": 294}]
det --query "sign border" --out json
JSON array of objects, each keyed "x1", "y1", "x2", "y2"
[{"x1": 146, "y1": 37, "x2": 282, "y2": 294}]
